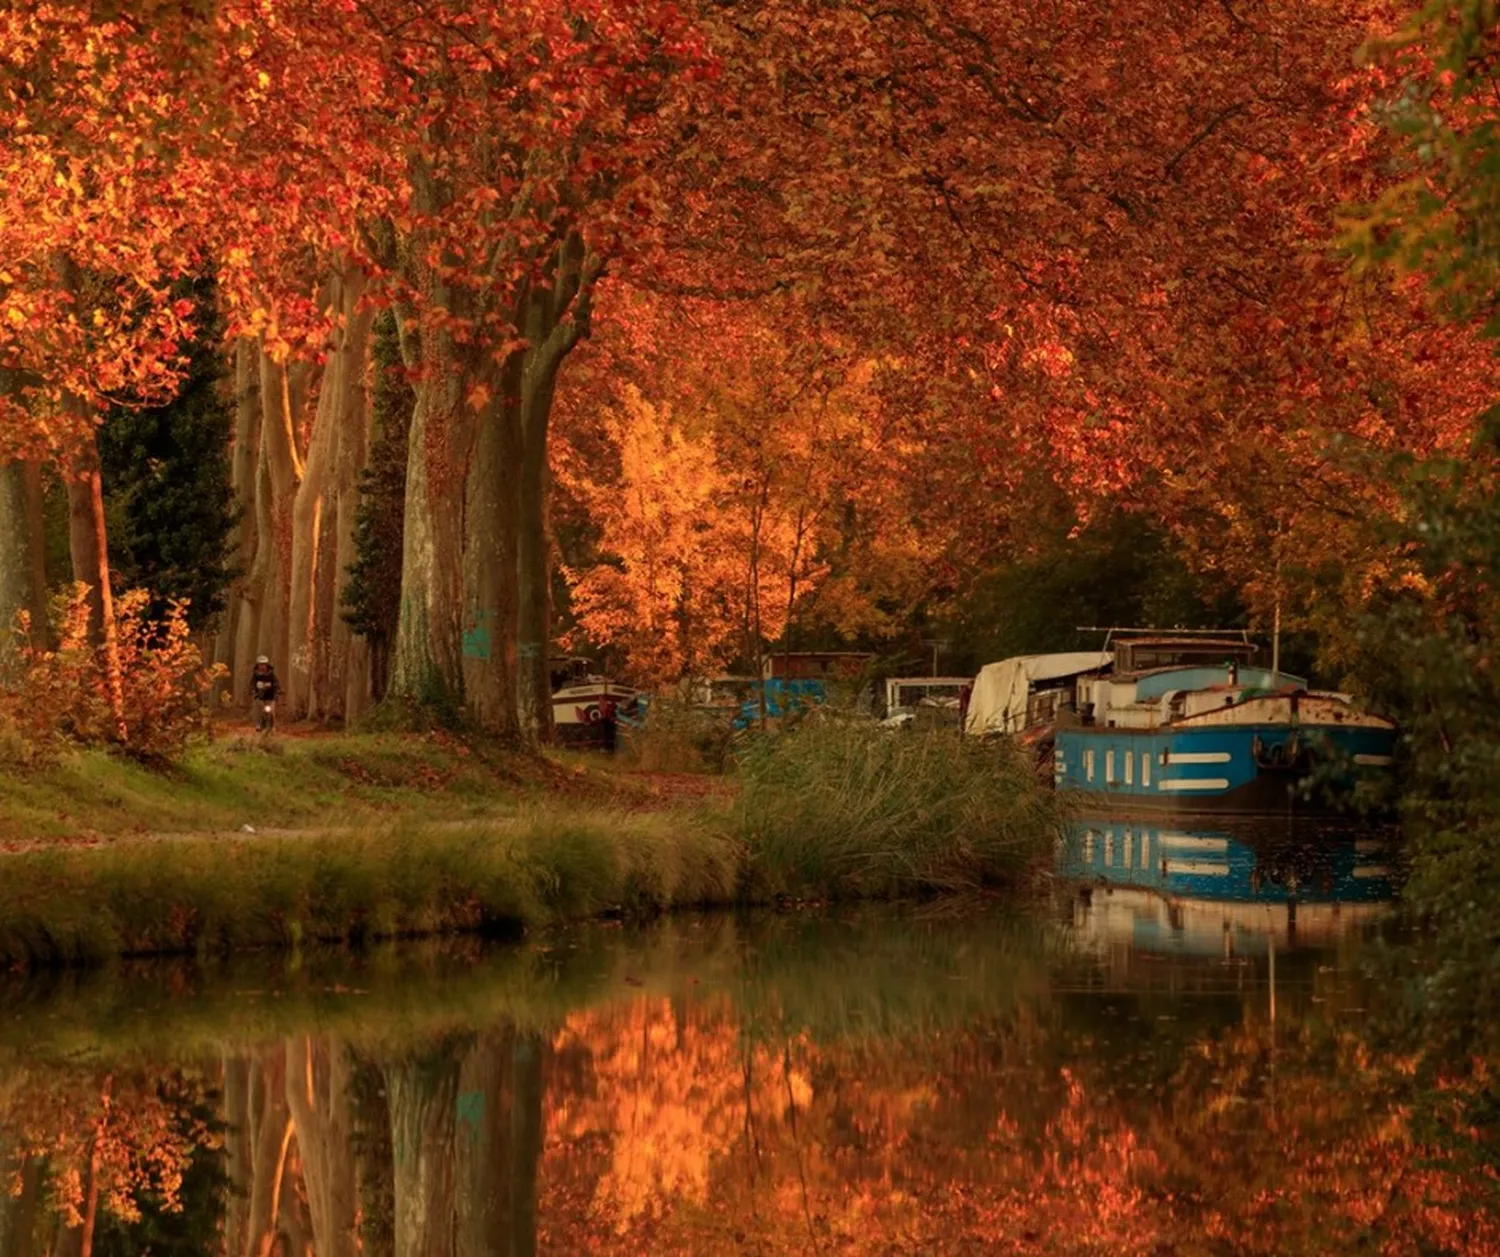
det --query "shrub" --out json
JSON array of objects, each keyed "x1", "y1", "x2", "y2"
[
  {"x1": 2, "y1": 584, "x2": 223, "y2": 764},
  {"x1": 617, "y1": 698, "x2": 736, "y2": 773}
]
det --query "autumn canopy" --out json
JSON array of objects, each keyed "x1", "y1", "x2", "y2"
[{"x1": 0, "y1": 0, "x2": 1490, "y2": 738}]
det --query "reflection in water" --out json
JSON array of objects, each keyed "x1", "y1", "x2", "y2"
[
  {"x1": 1059, "y1": 819, "x2": 1397, "y2": 956},
  {"x1": 0, "y1": 834, "x2": 1495, "y2": 1255}
]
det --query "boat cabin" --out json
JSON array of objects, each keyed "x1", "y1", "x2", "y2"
[
  {"x1": 1077, "y1": 631, "x2": 1292, "y2": 730},
  {"x1": 1110, "y1": 633, "x2": 1257, "y2": 674},
  {"x1": 550, "y1": 655, "x2": 593, "y2": 692}
]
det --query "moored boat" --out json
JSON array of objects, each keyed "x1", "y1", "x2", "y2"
[
  {"x1": 970, "y1": 630, "x2": 1396, "y2": 816},
  {"x1": 552, "y1": 676, "x2": 640, "y2": 748}
]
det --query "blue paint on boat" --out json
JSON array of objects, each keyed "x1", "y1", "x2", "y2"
[{"x1": 1054, "y1": 721, "x2": 1396, "y2": 813}]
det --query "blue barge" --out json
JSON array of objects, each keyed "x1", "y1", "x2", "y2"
[{"x1": 974, "y1": 631, "x2": 1396, "y2": 816}]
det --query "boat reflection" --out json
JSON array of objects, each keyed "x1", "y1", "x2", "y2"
[{"x1": 1057, "y1": 818, "x2": 1398, "y2": 956}]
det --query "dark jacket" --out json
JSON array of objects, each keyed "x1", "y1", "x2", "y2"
[{"x1": 252, "y1": 667, "x2": 279, "y2": 701}]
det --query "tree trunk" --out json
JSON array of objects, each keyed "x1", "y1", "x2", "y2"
[
  {"x1": 0, "y1": 460, "x2": 47, "y2": 655},
  {"x1": 289, "y1": 273, "x2": 373, "y2": 723},
  {"x1": 462, "y1": 383, "x2": 519, "y2": 737},
  {"x1": 287, "y1": 366, "x2": 334, "y2": 720},
  {"x1": 324, "y1": 281, "x2": 373, "y2": 722},
  {"x1": 65, "y1": 430, "x2": 125, "y2": 742},
  {"x1": 276, "y1": 1152, "x2": 315, "y2": 1257},
  {"x1": 216, "y1": 342, "x2": 262, "y2": 701},
  {"x1": 506, "y1": 1033, "x2": 544, "y2": 1257},
  {"x1": 245, "y1": 1046, "x2": 294, "y2": 1257},
  {"x1": 232, "y1": 443, "x2": 273, "y2": 709},
  {"x1": 385, "y1": 1053, "x2": 459, "y2": 1257},
  {"x1": 349, "y1": 1053, "x2": 395, "y2": 1257},
  {"x1": 254, "y1": 352, "x2": 310, "y2": 693},
  {"x1": 509, "y1": 237, "x2": 600, "y2": 744},
  {"x1": 0, "y1": 1151, "x2": 44, "y2": 1257},
  {"x1": 223, "y1": 1051, "x2": 253, "y2": 1257},
  {"x1": 232, "y1": 348, "x2": 313, "y2": 711},
  {"x1": 391, "y1": 320, "x2": 474, "y2": 715},
  {"x1": 514, "y1": 373, "x2": 556, "y2": 747}
]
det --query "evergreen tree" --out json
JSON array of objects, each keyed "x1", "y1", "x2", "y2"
[
  {"x1": 98, "y1": 275, "x2": 237, "y2": 629},
  {"x1": 342, "y1": 312, "x2": 412, "y2": 701}
]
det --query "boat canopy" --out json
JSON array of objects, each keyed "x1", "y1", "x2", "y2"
[{"x1": 964, "y1": 652, "x2": 1112, "y2": 735}]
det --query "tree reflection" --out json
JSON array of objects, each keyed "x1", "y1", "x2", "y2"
[{"x1": 0, "y1": 913, "x2": 1494, "y2": 1255}]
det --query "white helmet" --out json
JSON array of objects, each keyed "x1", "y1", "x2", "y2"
[{"x1": 256, "y1": 655, "x2": 269, "y2": 665}]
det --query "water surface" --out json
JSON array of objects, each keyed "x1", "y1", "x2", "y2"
[{"x1": 0, "y1": 820, "x2": 1493, "y2": 1255}]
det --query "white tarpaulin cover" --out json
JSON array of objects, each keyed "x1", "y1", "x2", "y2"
[{"x1": 963, "y1": 652, "x2": 1113, "y2": 735}]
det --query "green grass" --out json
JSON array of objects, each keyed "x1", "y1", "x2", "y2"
[
  {"x1": 731, "y1": 720, "x2": 1063, "y2": 900},
  {"x1": 0, "y1": 808, "x2": 741, "y2": 967},
  {"x1": 0, "y1": 732, "x2": 615, "y2": 842},
  {"x1": 0, "y1": 724, "x2": 1062, "y2": 968}
]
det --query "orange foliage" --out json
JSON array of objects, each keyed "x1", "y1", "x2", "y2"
[
  {"x1": 5, "y1": 0, "x2": 1498, "y2": 653},
  {"x1": 556, "y1": 295, "x2": 929, "y2": 682},
  {"x1": 2, "y1": 586, "x2": 223, "y2": 762},
  {"x1": 0, "y1": 5, "x2": 215, "y2": 457}
]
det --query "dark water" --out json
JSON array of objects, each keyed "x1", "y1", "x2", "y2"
[{"x1": 0, "y1": 821, "x2": 1495, "y2": 1255}]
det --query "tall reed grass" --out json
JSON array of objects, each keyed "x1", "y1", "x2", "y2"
[{"x1": 731, "y1": 721, "x2": 1061, "y2": 899}]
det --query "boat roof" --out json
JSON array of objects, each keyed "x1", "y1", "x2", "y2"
[
  {"x1": 964, "y1": 652, "x2": 1113, "y2": 735},
  {"x1": 1113, "y1": 634, "x2": 1254, "y2": 650},
  {"x1": 1112, "y1": 661, "x2": 1303, "y2": 684}
]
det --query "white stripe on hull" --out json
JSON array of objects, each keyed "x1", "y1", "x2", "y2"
[
  {"x1": 1158, "y1": 777, "x2": 1231, "y2": 791},
  {"x1": 1165, "y1": 751, "x2": 1231, "y2": 765}
]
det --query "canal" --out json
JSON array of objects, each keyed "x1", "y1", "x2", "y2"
[{"x1": 0, "y1": 820, "x2": 1493, "y2": 1254}]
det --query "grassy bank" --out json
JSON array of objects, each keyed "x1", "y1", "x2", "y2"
[
  {"x1": 0, "y1": 732, "x2": 623, "y2": 844},
  {"x1": 0, "y1": 723, "x2": 1062, "y2": 967}
]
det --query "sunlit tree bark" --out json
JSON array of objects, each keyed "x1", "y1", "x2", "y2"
[{"x1": 64, "y1": 425, "x2": 125, "y2": 741}]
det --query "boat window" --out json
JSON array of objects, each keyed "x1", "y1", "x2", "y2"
[
  {"x1": 1141, "y1": 751, "x2": 1151, "y2": 788},
  {"x1": 1124, "y1": 752, "x2": 1133, "y2": 785},
  {"x1": 1119, "y1": 641, "x2": 1254, "y2": 671},
  {"x1": 1085, "y1": 749, "x2": 1095, "y2": 783},
  {"x1": 1105, "y1": 750, "x2": 1115, "y2": 783}
]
